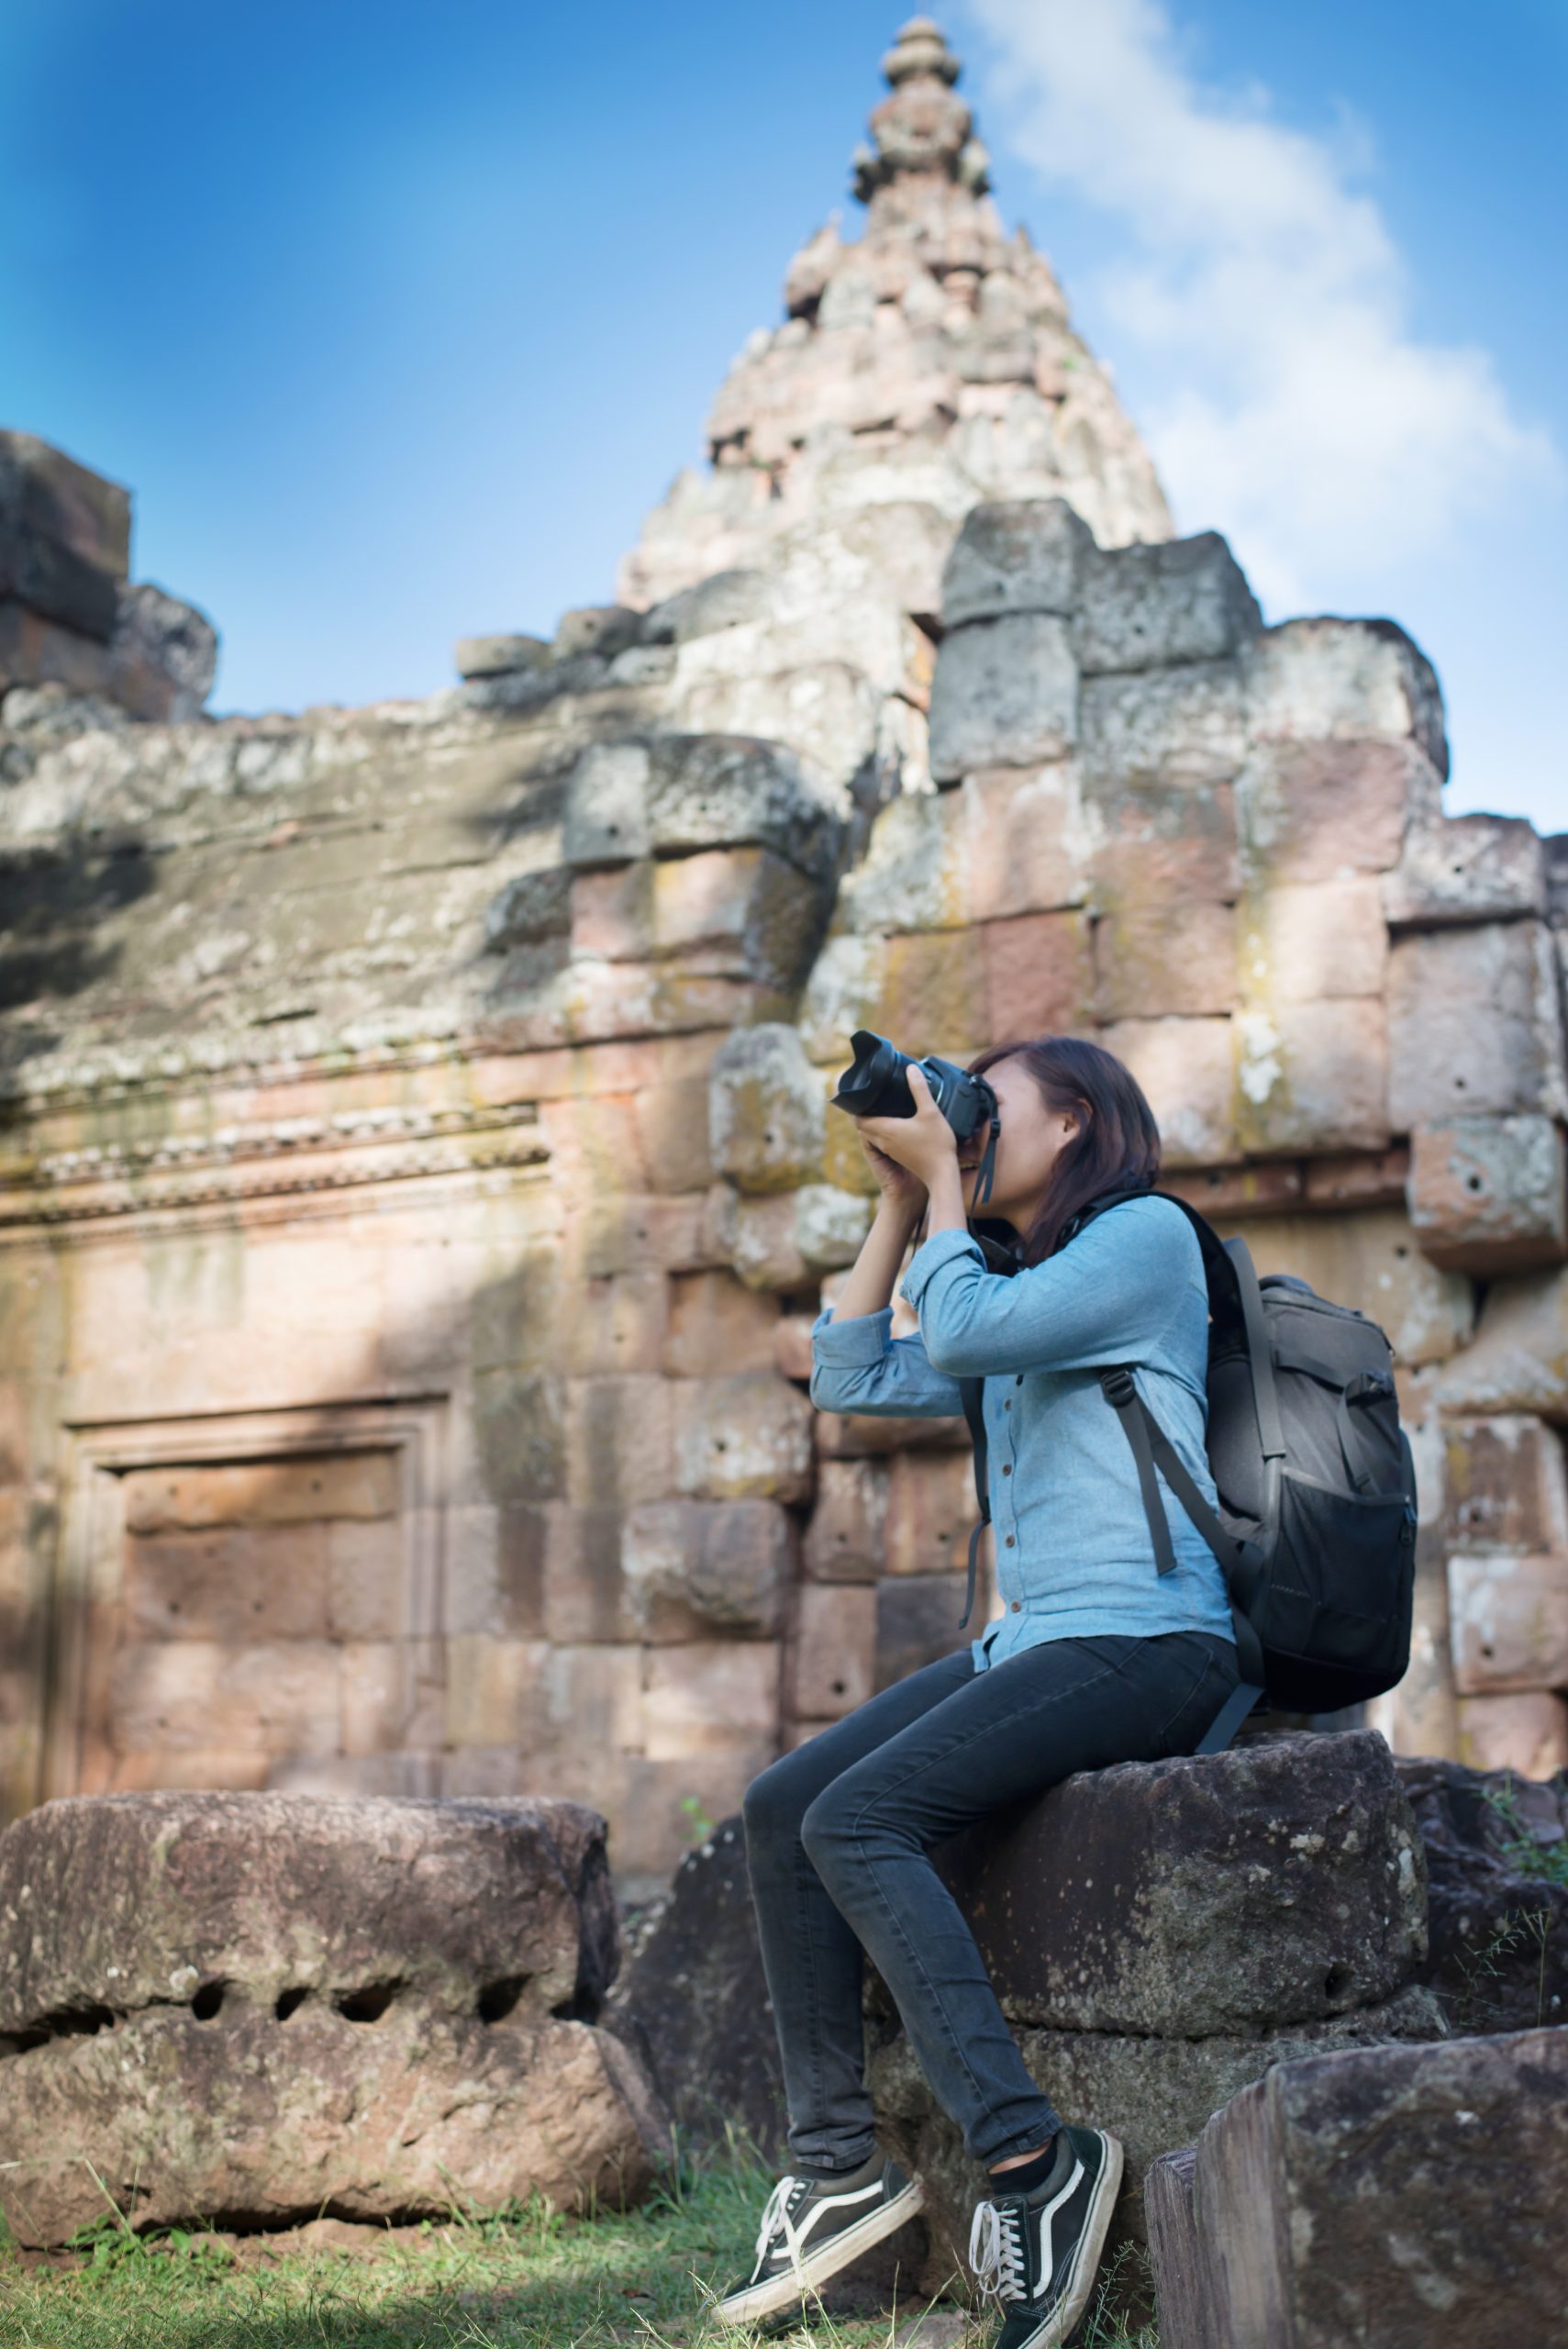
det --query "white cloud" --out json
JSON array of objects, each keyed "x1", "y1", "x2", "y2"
[{"x1": 969, "y1": 0, "x2": 1560, "y2": 609}]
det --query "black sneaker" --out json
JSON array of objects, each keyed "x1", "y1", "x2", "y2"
[
  {"x1": 967, "y1": 2125, "x2": 1123, "y2": 2348},
  {"x1": 711, "y1": 2145, "x2": 925, "y2": 2326}
]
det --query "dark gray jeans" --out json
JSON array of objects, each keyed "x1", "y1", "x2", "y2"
[{"x1": 742, "y1": 1628, "x2": 1240, "y2": 2172}]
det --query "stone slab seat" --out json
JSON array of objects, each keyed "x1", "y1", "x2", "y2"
[
  {"x1": 864, "y1": 1731, "x2": 1448, "y2": 2307},
  {"x1": 0, "y1": 1792, "x2": 671, "y2": 2246}
]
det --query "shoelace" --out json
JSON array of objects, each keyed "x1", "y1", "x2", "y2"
[
  {"x1": 752, "y1": 2175, "x2": 815, "y2": 2277},
  {"x1": 968, "y1": 2196, "x2": 1028, "y2": 2304}
]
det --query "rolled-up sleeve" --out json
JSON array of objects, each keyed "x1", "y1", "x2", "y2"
[
  {"x1": 899, "y1": 1205, "x2": 1184, "y2": 1379},
  {"x1": 809, "y1": 1304, "x2": 966, "y2": 1419}
]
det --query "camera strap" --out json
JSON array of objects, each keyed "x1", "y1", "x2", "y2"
[{"x1": 969, "y1": 1106, "x2": 1002, "y2": 1212}]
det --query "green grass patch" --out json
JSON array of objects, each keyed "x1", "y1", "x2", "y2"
[{"x1": 0, "y1": 2132, "x2": 1157, "y2": 2349}]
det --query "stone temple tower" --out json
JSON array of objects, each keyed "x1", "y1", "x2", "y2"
[{"x1": 620, "y1": 17, "x2": 1172, "y2": 610}]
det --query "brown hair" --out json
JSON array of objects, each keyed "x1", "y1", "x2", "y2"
[{"x1": 966, "y1": 1034, "x2": 1162, "y2": 1267}]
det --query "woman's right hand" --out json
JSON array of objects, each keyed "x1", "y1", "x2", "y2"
[{"x1": 857, "y1": 1124, "x2": 927, "y2": 1215}]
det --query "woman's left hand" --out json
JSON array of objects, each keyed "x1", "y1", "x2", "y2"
[{"x1": 854, "y1": 1063, "x2": 959, "y2": 1189}]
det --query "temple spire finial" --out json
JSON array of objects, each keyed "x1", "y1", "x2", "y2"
[{"x1": 852, "y1": 17, "x2": 990, "y2": 206}]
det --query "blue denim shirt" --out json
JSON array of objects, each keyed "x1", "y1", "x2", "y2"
[{"x1": 810, "y1": 1197, "x2": 1237, "y2": 1670}]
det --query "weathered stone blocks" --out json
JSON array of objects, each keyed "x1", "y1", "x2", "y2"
[
  {"x1": 709, "y1": 1022, "x2": 825, "y2": 1193},
  {"x1": 940, "y1": 497, "x2": 1091, "y2": 627},
  {"x1": 563, "y1": 734, "x2": 843, "y2": 884},
  {"x1": 792, "y1": 1582, "x2": 878, "y2": 1717},
  {"x1": 1388, "y1": 921, "x2": 1568, "y2": 1128},
  {"x1": 1440, "y1": 1412, "x2": 1568, "y2": 1553},
  {"x1": 1434, "y1": 1263, "x2": 1568, "y2": 1419},
  {"x1": 1383, "y1": 808, "x2": 1548, "y2": 928},
  {"x1": 673, "y1": 1373, "x2": 815, "y2": 1503},
  {"x1": 1242, "y1": 616, "x2": 1449, "y2": 780},
  {"x1": 1148, "y1": 2028, "x2": 1568, "y2": 2348},
  {"x1": 621, "y1": 1499, "x2": 792, "y2": 1639},
  {"x1": 1408, "y1": 1113, "x2": 1568, "y2": 1273},
  {"x1": 803, "y1": 1456, "x2": 889, "y2": 1582},
  {"x1": 730, "y1": 1185, "x2": 873, "y2": 1291},
  {"x1": 1072, "y1": 531, "x2": 1262, "y2": 674},
  {"x1": 1447, "y1": 1548, "x2": 1568, "y2": 1694},
  {"x1": 1234, "y1": 996, "x2": 1392, "y2": 1156},
  {"x1": 1080, "y1": 659, "x2": 1247, "y2": 790},
  {"x1": 927, "y1": 613, "x2": 1077, "y2": 780},
  {"x1": 0, "y1": 1792, "x2": 669, "y2": 2243}
]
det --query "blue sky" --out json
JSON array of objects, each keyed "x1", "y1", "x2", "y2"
[{"x1": 3, "y1": 0, "x2": 1563, "y2": 829}]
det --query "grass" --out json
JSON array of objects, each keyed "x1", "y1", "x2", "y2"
[{"x1": 0, "y1": 2132, "x2": 1157, "y2": 2349}]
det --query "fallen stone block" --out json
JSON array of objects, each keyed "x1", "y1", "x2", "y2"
[
  {"x1": 1072, "y1": 531, "x2": 1261, "y2": 674},
  {"x1": 931, "y1": 1730, "x2": 1429, "y2": 2038},
  {"x1": 0, "y1": 1792, "x2": 668, "y2": 2244},
  {"x1": 1156, "y1": 2025, "x2": 1568, "y2": 2347},
  {"x1": 1408, "y1": 1112, "x2": 1568, "y2": 1274}
]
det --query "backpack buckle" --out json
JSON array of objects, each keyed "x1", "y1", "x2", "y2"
[{"x1": 1100, "y1": 1366, "x2": 1137, "y2": 1408}]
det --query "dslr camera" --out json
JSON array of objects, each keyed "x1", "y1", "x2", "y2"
[{"x1": 828, "y1": 1030, "x2": 1001, "y2": 1208}]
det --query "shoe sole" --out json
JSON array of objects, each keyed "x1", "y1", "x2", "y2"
[
  {"x1": 1025, "y1": 2131, "x2": 1125, "y2": 2349},
  {"x1": 710, "y1": 2175, "x2": 927, "y2": 2327}
]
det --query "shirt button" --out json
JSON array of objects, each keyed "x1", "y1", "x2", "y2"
[
  {"x1": 1005, "y1": 1534, "x2": 1016, "y2": 1547},
  {"x1": 1001, "y1": 1463, "x2": 1012, "y2": 1475},
  {"x1": 1011, "y1": 1599, "x2": 1022, "y2": 1613},
  {"x1": 1004, "y1": 1400, "x2": 1011, "y2": 1411},
  {"x1": 1015, "y1": 1375, "x2": 1024, "y2": 1386}
]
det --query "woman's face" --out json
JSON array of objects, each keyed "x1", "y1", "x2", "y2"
[{"x1": 955, "y1": 1056, "x2": 1082, "y2": 1233}]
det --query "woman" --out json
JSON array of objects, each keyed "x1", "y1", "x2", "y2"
[{"x1": 711, "y1": 1035, "x2": 1240, "y2": 2349}]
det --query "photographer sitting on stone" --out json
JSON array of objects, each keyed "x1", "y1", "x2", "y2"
[{"x1": 710, "y1": 1033, "x2": 1241, "y2": 2349}]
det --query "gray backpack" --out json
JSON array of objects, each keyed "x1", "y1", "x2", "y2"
[{"x1": 957, "y1": 1186, "x2": 1419, "y2": 1753}]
